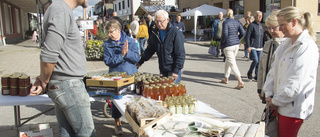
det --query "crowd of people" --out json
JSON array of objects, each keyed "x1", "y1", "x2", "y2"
[{"x1": 30, "y1": 0, "x2": 318, "y2": 136}]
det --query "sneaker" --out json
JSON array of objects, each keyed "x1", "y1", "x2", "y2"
[
  {"x1": 254, "y1": 76, "x2": 257, "y2": 81},
  {"x1": 247, "y1": 72, "x2": 253, "y2": 80},
  {"x1": 114, "y1": 125, "x2": 124, "y2": 135}
]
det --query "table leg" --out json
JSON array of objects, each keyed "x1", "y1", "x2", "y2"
[{"x1": 14, "y1": 105, "x2": 21, "y2": 137}]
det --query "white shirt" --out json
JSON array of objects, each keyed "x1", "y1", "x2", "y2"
[{"x1": 263, "y1": 30, "x2": 319, "y2": 120}]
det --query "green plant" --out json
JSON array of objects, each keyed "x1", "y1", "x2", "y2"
[
  {"x1": 85, "y1": 40, "x2": 104, "y2": 60},
  {"x1": 210, "y1": 39, "x2": 220, "y2": 47}
]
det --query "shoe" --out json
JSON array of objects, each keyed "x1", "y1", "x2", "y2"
[
  {"x1": 254, "y1": 76, "x2": 257, "y2": 81},
  {"x1": 219, "y1": 79, "x2": 228, "y2": 84},
  {"x1": 234, "y1": 82, "x2": 245, "y2": 89},
  {"x1": 114, "y1": 125, "x2": 123, "y2": 135},
  {"x1": 243, "y1": 56, "x2": 248, "y2": 58},
  {"x1": 247, "y1": 73, "x2": 253, "y2": 80}
]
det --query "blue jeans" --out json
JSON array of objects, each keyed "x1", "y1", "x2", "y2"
[
  {"x1": 244, "y1": 44, "x2": 248, "y2": 57},
  {"x1": 138, "y1": 37, "x2": 147, "y2": 55},
  {"x1": 248, "y1": 50, "x2": 262, "y2": 76},
  {"x1": 47, "y1": 79, "x2": 96, "y2": 137}
]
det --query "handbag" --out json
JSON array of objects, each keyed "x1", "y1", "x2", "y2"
[
  {"x1": 261, "y1": 104, "x2": 278, "y2": 137},
  {"x1": 208, "y1": 46, "x2": 218, "y2": 57}
]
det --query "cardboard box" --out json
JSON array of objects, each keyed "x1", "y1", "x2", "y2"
[
  {"x1": 86, "y1": 83, "x2": 135, "y2": 98},
  {"x1": 125, "y1": 110, "x2": 170, "y2": 137},
  {"x1": 19, "y1": 124, "x2": 53, "y2": 137},
  {"x1": 86, "y1": 76, "x2": 134, "y2": 87}
]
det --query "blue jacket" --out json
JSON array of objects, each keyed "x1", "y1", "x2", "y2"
[
  {"x1": 173, "y1": 21, "x2": 186, "y2": 32},
  {"x1": 246, "y1": 21, "x2": 264, "y2": 49},
  {"x1": 139, "y1": 22, "x2": 185, "y2": 75},
  {"x1": 220, "y1": 17, "x2": 245, "y2": 49},
  {"x1": 212, "y1": 18, "x2": 225, "y2": 39},
  {"x1": 103, "y1": 31, "x2": 140, "y2": 75}
]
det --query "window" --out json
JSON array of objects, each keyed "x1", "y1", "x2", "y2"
[
  {"x1": 229, "y1": 0, "x2": 244, "y2": 20},
  {"x1": 263, "y1": 0, "x2": 281, "y2": 21},
  {"x1": 119, "y1": 2, "x2": 121, "y2": 10},
  {"x1": 318, "y1": 0, "x2": 320, "y2": 15},
  {"x1": 127, "y1": 0, "x2": 130, "y2": 8},
  {"x1": 4, "y1": 3, "x2": 14, "y2": 34},
  {"x1": 15, "y1": 8, "x2": 20, "y2": 33},
  {"x1": 115, "y1": 4, "x2": 117, "y2": 11},
  {"x1": 122, "y1": 1, "x2": 125, "y2": 9}
]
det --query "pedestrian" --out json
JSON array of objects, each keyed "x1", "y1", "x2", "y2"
[
  {"x1": 136, "y1": 9, "x2": 185, "y2": 84},
  {"x1": 205, "y1": 16, "x2": 211, "y2": 28},
  {"x1": 129, "y1": 16, "x2": 139, "y2": 38},
  {"x1": 257, "y1": 10, "x2": 286, "y2": 103},
  {"x1": 136, "y1": 19, "x2": 149, "y2": 56},
  {"x1": 146, "y1": 15, "x2": 156, "y2": 36},
  {"x1": 173, "y1": 14, "x2": 186, "y2": 33},
  {"x1": 246, "y1": 11, "x2": 264, "y2": 80},
  {"x1": 212, "y1": 11, "x2": 225, "y2": 57},
  {"x1": 29, "y1": 0, "x2": 96, "y2": 136},
  {"x1": 103, "y1": 19, "x2": 140, "y2": 134},
  {"x1": 242, "y1": 16, "x2": 254, "y2": 58},
  {"x1": 219, "y1": 9, "x2": 245, "y2": 89},
  {"x1": 264, "y1": 6, "x2": 319, "y2": 137}
]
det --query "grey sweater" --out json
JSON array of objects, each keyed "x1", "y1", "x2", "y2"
[{"x1": 40, "y1": 0, "x2": 87, "y2": 80}]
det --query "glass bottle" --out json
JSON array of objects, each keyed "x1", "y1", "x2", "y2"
[
  {"x1": 143, "y1": 85, "x2": 149, "y2": 98},
  {"x1": 167, "y1": 85, "x2": 173, "y2": 97},
  {"x1": 160, "y1": 85, "x2": 167, "y2": 101},
  {"x1": 154, "y1": 86, "x2": 161, "y2": 100},
  {"x1": 147, "y1": 86, "x2": 154, "y2": 99}
]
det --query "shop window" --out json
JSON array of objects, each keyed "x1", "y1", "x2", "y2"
[{"x1": 229, "y1": 0, "x2": 244, "y2": 20}]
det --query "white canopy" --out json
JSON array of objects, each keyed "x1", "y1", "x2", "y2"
[{"x1": 181, "y1": 4, "x2": 227, "y2": 41}]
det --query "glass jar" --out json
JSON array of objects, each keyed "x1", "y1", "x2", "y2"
[
  {"x1": 188, "y1": 102, "x2": 195, "y2": 114},
  {"x1": 154, "y1": 86, "x2": 161, "y2": 100},
  {"x1": 148, "y1": 86, "x2": 154, "y2": 99},
  {"x1": 182, "y1": 102, "x2": 189, "y2": 114},
  {"x1": 169, "y1": 103, "x2": 176, "y2": 114},
  {"x1": 19, "y1": 87, "x2": 29, "y2": 96},
  {"x1": 143, "y1": 85, "x2": 149, "y2": 98},
  {"x1": 167, "y1": 85, "x2": 173, "y2": 97},
  {"x1": 135, "y1": 78, "x2": 142, "y2": 95},
  {"x1": 176, "y1": 103, "x2": 182, "y2": 114},
  {"x1": 168, "y1": 77, "x2": 175, "y2": 84},
  {"x1": 2, "y1": 86, "x2": 10, "y2": 95},
  {"x1": 10, "y1": 87, "x2": 18, "y2": 96},
  {"x1": 160, "y1": 85, "x2": 167, "y2": 101},
  {"x1": 10, "y1": 76, "x2": 19, "y2": 87},
  {"x1": 19, "y1": 76, "x2": 29, "y2": 87},
  {"x1": 1, "y1": 74, "x2": 10, "y2": 87},
  {"x1": 173, "y1": 84, "x2": 179, "y2": 96},
  {"x1": 179, "y1": 83, "x2": 187, "y2": 96}
]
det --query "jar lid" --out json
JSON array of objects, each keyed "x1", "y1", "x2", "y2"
[{"x1": 1, "y1": 74, "x2": 11, "y2": 78}]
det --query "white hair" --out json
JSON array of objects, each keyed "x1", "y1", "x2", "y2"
[
  {"x1": 255, "y1": 11, "x2": 262, "y2": 16},
  {"x1": 133, "y1": 16, "x2": 139, "y2": 21},
  {"x1": 155, "y1": 10, "x2": 169, "y2": 19}
]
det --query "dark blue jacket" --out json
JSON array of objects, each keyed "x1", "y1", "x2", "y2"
[
  {"x1": 246, "y1": 21, "x2": 264, "y2": 49},
  {"x1": 138, "y1": 22, "x2": 185, "y2": 75},
  {"x1": 103, "y1": 31, "x2": 140, "y2": 75},
  {"x1": 220, "y1": 17, "x2": 245, "y2": 49},
  {"x1": 173, "y1": 21, "x2": 186, "y2": 32}
]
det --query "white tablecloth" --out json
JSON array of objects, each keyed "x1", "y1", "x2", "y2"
[{"x1": 112, "y1": 95, "x2": 229, "y2": 118}]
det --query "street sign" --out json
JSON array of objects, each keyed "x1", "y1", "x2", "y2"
[{"x1": 79, "y1": 20, "x2": 94, "y2": 29}]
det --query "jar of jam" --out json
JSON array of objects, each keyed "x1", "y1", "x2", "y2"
[
  {"x1": 19, "y1": 87, "x2": 29, "y2": 96},
  {"x1": 10, "y1": 76, "x2": 19, "y2": 87},
  {"x1": 10, "y1": 87, "x2": 18, "y2": 96},
  {"x1": 2, "y1": 86, "x2": 10, "y2": 95},
  {"x1": 1, "y1": 74, "x2": 11, "y2": 87},
  {"x1": 147, "y1": 86, "x2": 154, "y2": 99},
  {"x1": 167, "y1": 85, "x2": 173, "y2": 97},
  {"x1": 19, "y1": 76, "x2": 29, "y2": 87},
  {"x1": 154, "y1": 86, "x2": 160, "y2": 100},
  {"x1": 160, "y1": 85, "x2": 167, "y2": 101},
  {"x1": 142, "y1": 85, "x2": 149, "y2": 98}
]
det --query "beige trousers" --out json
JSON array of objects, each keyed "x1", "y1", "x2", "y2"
[{"x1": 223, "y1": 44, "x2": 241, "y2": 78}]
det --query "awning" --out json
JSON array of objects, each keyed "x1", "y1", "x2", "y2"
[{"x1": 8, "y1": 0, "x2": 51, "y2": 13}]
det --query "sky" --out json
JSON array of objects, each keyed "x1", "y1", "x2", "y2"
[{"x1": 52, "y1": 0, "x2": 102, "y2": 19}]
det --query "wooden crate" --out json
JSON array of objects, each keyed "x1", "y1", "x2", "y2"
[
  {"x1": 86, "y1": 76, "x2": 134, "y2": 87},
  {"x1": 125, "y1": 110, "x2": 170, "y2": 137}
]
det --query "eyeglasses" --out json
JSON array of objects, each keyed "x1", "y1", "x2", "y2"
[
  {"x1": 155, "y1": 18, "x2": 167, "y2": 24},
  {"x1": 267, "y1": 25, "x2": 280, "y2": 31},
  {"x1": 107, "y1": 29, "x2": 117, "y2": 34}
]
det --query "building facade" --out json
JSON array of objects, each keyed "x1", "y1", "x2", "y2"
[{"x1": 179, "y1": 0, "x2": 320, "y2": 32}]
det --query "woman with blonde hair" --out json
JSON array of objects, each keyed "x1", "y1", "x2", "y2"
[
  {"x1": 219, "y1": 9, "x2": 246, "y2": 89},
  {"x1": 264, "y1": 6, "x2": 319, "y2": 137},
  {"x1": 136, "y1": 19, "x2": 149, "y2": 56}
]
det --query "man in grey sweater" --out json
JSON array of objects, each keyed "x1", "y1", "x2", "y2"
[{"x1": 30, "y1": 0, "x2": 96, "y2": 136}]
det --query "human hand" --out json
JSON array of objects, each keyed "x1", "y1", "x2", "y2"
[
  {"x1": 122, "y1": 40, "x2": 129, "y2": 57},
  {"x1": 172, "y1": 73, "x2": 178, "y2": 80},
  {"x1": 258, "y1": 93, "x2": 263, "y2": 100},
  {"x1": 266, "y1": 97, "x2": 278, "y2": 109},
  {"x1": 136, "y1": 63, "x2": 141, "y2": 69},
  {"x1": 30, "y1": 76, "x2": 46, "y2": 96},
  {"x1": 247, "y1": 47, "x2": 251, "y2": 53}
]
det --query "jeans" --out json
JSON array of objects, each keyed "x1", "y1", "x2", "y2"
[
  {"x1": 47, "y1": 79, "x2": 96, "y2": 137},
  {"x1": 248, "y1": 49, "x2": 262, "y2": 76},
  {"x1": 244, "y1": 44, "x2": 248, "y2": 57},
  {"x1": 223, "y1": 45, "x2": 241, "y2": 78},
  {"x1": 138, "y1": 37, "x2": 147, "y2": 55}
]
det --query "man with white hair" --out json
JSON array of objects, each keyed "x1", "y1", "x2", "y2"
[
  {"x1": 129, "y1": 16, "x2": 139, "y2": 38},
  {"x1": 246, "y1": 11, "x2": 264, "y2": 80},
  {"x1": 137, "y1": 10, "x2": 185, "y2": 83}
]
